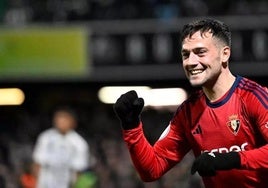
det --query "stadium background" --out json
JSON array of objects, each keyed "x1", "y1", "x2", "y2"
[{"x1": 0, "y1": 0, "x2": 267, "y2": 187}]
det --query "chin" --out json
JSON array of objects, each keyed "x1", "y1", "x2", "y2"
[
  {"x1": 188, "y1": 78, "x2": 204, "y2": 87},
  {"x1": 190, "y1": 82, "x2": 203, "y2": 87}
]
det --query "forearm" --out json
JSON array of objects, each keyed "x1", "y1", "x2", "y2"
[
  {"x1": 239, "y1": 144, "x2": 268, "y2": 170},
  {"x1": 123, "y1": 123, "x2": 175, "y2": 181}
]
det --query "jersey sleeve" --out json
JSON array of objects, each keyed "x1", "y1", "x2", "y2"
[
  {"x1": 123, "y1": 114, "x2": 191, "y2": 182},
  {"x1": 33, "y1": 132, "x2": 50, "y2": 165},
  {"x1": 239, "y1": 85, "x2": 268, "y2": 170},
  {"x1": 70, "y1": 134, "x2": 90, "y2": 171}
]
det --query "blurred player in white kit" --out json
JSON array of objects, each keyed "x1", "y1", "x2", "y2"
[{"x1": 33, "y1": 107, "x2": 90, "y2": 188}]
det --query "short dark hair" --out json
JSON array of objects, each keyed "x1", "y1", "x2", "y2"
[
  {"x1": 53, "y1": 106, "x2": 77, "y2": 120},
  {"x1": 181, "y1": 18, "x2": 231, "y2": 46}
]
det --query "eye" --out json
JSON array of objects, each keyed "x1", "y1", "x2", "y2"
[
  {"x1": 181, "y1": 52, "x2": 189, "y2": 60},
  {"x1": 197, "y1": 49, "x2": 206, "y2": 56}
]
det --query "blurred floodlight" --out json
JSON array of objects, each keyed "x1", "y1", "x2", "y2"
[
  {"x1": 98, "y1": 87, "x2": 187, "y2": 107},
  {"x1": 98, "y1": 86, "x2": 151, "y2": 104},
  {"x1": 146, "y1": 88, "x2": 187, "y2": 107},
  {"x1": 0, "y1": 88, "x2": 25, "y2": 105}
]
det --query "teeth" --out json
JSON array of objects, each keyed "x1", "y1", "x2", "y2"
[{"x1": 190, "y1": 69, "x2": 204, "y2": 75}]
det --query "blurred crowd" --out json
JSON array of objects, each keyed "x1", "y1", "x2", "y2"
[
  {"x1": 0, "y1": 104, "x2": 204, "y2": 188},
  {"x1": 0, "y1": 0, "x2": 268, "y2": 25}
]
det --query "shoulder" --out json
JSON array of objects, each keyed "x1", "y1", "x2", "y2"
[
  {"x1": 186, "y1": 89, "x2": 205, "y2": 104},
  {"x1": 175, "y1": 89, "x2": 204, "y2": 114},
  {"x1": 34, "y1": 129, "x2": 57, "y2": 148},
  {"x1": 171, "y1": 89, "x2": 205, "y2": 124},
  {"x1": 236, "y1": 77, "x2": 267, "y2": 109},
  {"x1": 237, "y1": 77, "x2": 267, "y2": 93},
  {"x1": 38, "y1": 128, "x2": 56, "y2": 138},
  {"x1": 68, "y1": 131, "x2": 88, "y2": 147}
]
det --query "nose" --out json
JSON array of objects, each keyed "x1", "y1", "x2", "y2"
[{"x1": 188, "y1": 52, "x2": 199, "y2": 65}]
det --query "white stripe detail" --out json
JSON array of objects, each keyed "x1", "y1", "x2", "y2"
[{"x1": 158, "y1": 124, "x2": 171, "y2": 140}]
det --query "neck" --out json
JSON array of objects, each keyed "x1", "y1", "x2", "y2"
[{"x1": 202, "y1": 72, "x2": 235, "y2": 102}]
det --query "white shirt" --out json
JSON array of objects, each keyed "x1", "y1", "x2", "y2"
[{"x1": 33, "y1": 128, "x2": 89, "y2": 188}]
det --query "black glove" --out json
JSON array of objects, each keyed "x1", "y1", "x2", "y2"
[
  {"x1": 191, "y1": 152, "x2": 241, "y2": 176},
  {"x1": 114, "y1": 90, "x2": 144, "y2": 130}
]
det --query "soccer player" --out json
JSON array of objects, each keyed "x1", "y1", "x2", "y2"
[
  {"x1": 33, "y1": 107, "x2": 90, "y2": 188},
  {"x1": 114, "y1": 18, "x2": 268, "y2": 187}
]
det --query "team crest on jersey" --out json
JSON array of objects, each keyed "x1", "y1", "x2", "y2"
[
  {"x1": 265, "y1": 122, "x2": 268, "y2": 129},
  {"x1": 226, "y1": 114, "x2": 240, "y2": 135}
]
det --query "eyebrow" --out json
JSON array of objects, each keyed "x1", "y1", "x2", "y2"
[
  {"x1": 181, "y1": 49, "x2": 189, "y2": 54},
  {"x1": 181, "y1": 47, "x2": 207, "y2": 53}
]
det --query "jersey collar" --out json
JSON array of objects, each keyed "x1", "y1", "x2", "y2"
[{"x1": 206, "y1": 75, "x2": 242, "y2": 108}]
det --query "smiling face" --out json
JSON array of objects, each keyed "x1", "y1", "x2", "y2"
[{"x1": 181, "y1": 30, "x2": 230, "y2": 88}]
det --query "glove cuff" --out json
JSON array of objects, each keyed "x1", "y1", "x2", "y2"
[
  {"x1": 215, "y1": 152, "x2": 241, "y2": 170},
  {"x1": 227, "y1": 152, "x2": 241, "y2": 168},
  {"x1": 121, "y1": 117, "x2": 140, "y2": 130}
]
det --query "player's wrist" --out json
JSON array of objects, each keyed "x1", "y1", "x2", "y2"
[
  {"x1": 191, "y1": 151, "x2": 241, "y2": 177},
  {"x1": 214, "y1": 152, "x2": 241, "y2": 170},
  {"x1": 121, "y1": 117, "x2": 140, "y2": 130}
]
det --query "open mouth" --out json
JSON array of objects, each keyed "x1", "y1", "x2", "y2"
[{"x1": 189, "y1": 69, "x2": 205, "y2": 75}]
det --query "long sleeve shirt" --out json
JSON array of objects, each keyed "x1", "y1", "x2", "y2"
[{"x1": 123, "y1": 76, "x2": 268, "y2": 188}]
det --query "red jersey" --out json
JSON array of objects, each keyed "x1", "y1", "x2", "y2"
[{"x1": 123, "y1": 76, "x2": 268, "y2": 188}]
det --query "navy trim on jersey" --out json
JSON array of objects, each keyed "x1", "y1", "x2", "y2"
[
  {"x1": 206, "y1": 75, "x2": 242, "y2": 108},
  {"x1": 238, "y1": 79, "x2": 268, "y2": 109}
]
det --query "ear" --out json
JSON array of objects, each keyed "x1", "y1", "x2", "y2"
[{"x1": 222, "y1": 46, "x2": 231, "y2": 63}]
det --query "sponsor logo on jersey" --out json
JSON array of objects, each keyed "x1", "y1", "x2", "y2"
[
  {"x1": 208, "y1": 152, "x2": 216, "y2": 157},
  {"x1": 202, "y1": 142, "x2": 248, "y2": 154},
  {"x1": 227, "y1": 114, "x2": 240, "y2": 135}
]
